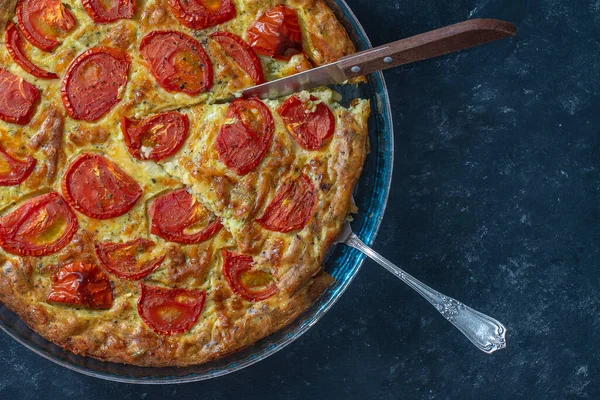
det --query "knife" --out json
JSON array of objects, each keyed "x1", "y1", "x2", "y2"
[{"x1": 241, "y1": 18, "x2": 516, "y2": 100}]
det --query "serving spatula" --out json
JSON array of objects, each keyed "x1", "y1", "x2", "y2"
[
  {"x1": 242, "y1": 18, "x2": 516, "y2": 99},
  {"x1": 336, "y1": 221, "x2": 507, "y2": 353},
  {"x1": 318, "y1": 19, "x2": 512, "y2": 353}
]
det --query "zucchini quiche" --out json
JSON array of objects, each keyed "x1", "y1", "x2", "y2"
[{"x1": 0, "y1": 0, "x2": 370, "y2": 366}]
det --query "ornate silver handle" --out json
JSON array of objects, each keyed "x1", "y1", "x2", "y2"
[{"x1": 345, "y1": 232, "x2": 506, "y2": 353}]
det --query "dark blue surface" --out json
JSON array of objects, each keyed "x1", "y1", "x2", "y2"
[{"x1": 2, "y1": 0, "x2": 599, "y2": 398}]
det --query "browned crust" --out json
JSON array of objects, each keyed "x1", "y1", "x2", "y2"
[
  {"x1": 0, "y1": 253, "x2": 333, "y2": 366},
  {"x1": 276, "y1": 102, "x2": 371, "y2": 293},
  {"x1": 0, "y1": 0, "x2": 17, "y2": 36},
  {"x1": 291, "y1": 0, "x2": 357, "y2": 65}
]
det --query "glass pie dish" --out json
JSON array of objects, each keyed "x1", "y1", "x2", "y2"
[{"x1": 0, "y1": 0, "x2": 394, "y2": 383}]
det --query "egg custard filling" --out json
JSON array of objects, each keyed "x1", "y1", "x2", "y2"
[{"x1": 0, "y1": 0, "x2": 369, "y2": 366}]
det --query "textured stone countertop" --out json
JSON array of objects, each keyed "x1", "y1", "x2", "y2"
[{"x1": 1, "y1": 0, "x2": 599, "y2": 398}]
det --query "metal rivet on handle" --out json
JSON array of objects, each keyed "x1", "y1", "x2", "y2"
[
  {"x1": 351, "y1": 66, "x2": 361, "y2": 73},
  {"x1": 383, "y1": 56, "x2": 393, "y2": 63}
]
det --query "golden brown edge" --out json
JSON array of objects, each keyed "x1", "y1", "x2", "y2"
[
  {"x1": 278, "y1": 99, "x2": 371, "y2": 294},
  {"x1": 0, "y1": 256, "x2": 334, "y2": 366},
  {"x1": 0, "y1": 0, "x2": 16, "y2": 37},
  {"x1": 291, "y1": 0, "x2": 357, "y2": 65}
]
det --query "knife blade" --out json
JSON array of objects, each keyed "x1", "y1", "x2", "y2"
[{"x1": 241, "y1": 18, "x2": 516, "y2": 100}]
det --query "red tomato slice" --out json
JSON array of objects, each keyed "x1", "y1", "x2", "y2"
[
  {"x1": 277, "y1": 94, "x2": 335, "y2": 150},
  {"x1": 167, "y1": 0, "x2": 235, "y2": 30},
  {"x1": 121, "y1": 111, "x2": 189, "y2": 162},
  {"x1": 0, "y1": 68, "x2": 40, "y2": 125},
  {"x1": 138, "y1": 283, "x2": 206, "y2": 335},
  {"x1": 0, "y1": 145, "x2": 37, "y2": 186},
  {"x1": 96, "y1": 238, "x2": 164, "y2": 280},
  {"x1": 148, "y1": 188, "x2": 222, "y2": 244},
  {"x1": 5, "y1": 23, "x2": 58, "y2": 79},
  {"x1": 140, "y1": 31, "x2": 213, "y2": 95},
  {"x1": 247, "y1": 5, "x2": 303, "y2": 61},
  {"x1": 210, "y1": 31, "x2": 264, "y2": 84},
  {"x1": 47, "y1": 262, "x2": 113, "y2": 309},
  {"x1": 256, "y1": 173, "x2": 316, "y2": 233},
  {"x1": 16, "y1": 0, "x2": 76, "y2": 52},
  {"x1": 0, "y1": 192, "x2": 78, "y2": 256},
  {"x1": 61, "y1": 46, "x2": 131, "y2": 121},
  {"x1": 81, "y1": 0, "x2": 135, "y2": 23},
  {"x1": 214, "y1": 98, "x2": 274, "y2": 175},
  {"x1": 221, "y1": 249, "x2": 277, "y2": 301},
  {"x1": 62, "y1": 153, "x2": 142, "y2": 219}
]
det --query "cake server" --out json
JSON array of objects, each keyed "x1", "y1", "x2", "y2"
[
  {"x1": 335, "y1": 220, "x2": 507, "y2": 354},
  {"x1": 242, "y1": 18, "x2": 516, "y2": 100}
]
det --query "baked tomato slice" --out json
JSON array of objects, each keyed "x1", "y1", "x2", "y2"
[
  {"x1": 0, "y1": 192, "x2": 78, "y2": 256},
  {"x1": 48, "y1": 262, "x2": 113, "y2": 309},
  {"x1": 148, "y1": 188, "x2": 222, "y2": 244},
  {"x1": 0, "y1": 68, "x2": 40, "y2": 125},
  {"x1": 62, "y1": 153, "x2": 142, "y2": 219},
  {"x1": 138, "y1": 283, "x2": 206, "y2": 335},
  {"x1": 0, "y1": 145, "x2": 37, "y2": 186},
  {"x1": 61, "y1": 46, "x2": 131, "y2": 121},
  {"x1": 167, "y1": 0, "x2": 235, "y2": 30},
  {"x1": 221, "y1": 249, "x2": 277, "y2": 301},
  {"x1": 15, "y1": 0, "x2": 76, "y2": 52},
  {"x1": 277, "y1": 94, "x2": 335, "y2": 150},
  {"x1": 81, "y1": 0, "x2": 135, "y2": 23},
  {"x1": 247, "y1": 5, "x2": 303, "y2": 61},
  {"x1": 5, "y1": 23, "x2": 58, "y2": 79},
  {"x1": 215, "y1": 98, "x2": 274, "y2": 175},
  {"x1": 121, "y1": 111, "x2": 189, "y2": 162},
  {"x1": 256, "y1": 173, "x2": 316, "y2": 233},
  {"x1": 96, "y1": 238, "x2": 164, "y2": 280},
  {"x1": 210, "y1": 31, "x2": 264, "y2": 84},
  {"x1": 140, "y1": 31, "x2": 212, "y2": 95}
]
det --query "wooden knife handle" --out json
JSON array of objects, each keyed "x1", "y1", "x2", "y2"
[{"x1": 339, "y1": 19, "x2": 516, "y2": 79}]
